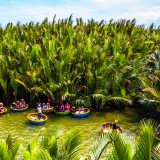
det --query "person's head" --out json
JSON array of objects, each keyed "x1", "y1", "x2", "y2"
[
  {"x1": 21, "y1": 99, "x2": 24, "y2": 102},
  {"x1": 0, "y1": 103, "x2": 2, "y2": 106},
  {"x1": 17, "y1": 101, "x2": 19, "y2": 103}
]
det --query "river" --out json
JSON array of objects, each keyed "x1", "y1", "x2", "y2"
[{"x1": 0, "y1": 106, "x2": 147, "y2": 149}]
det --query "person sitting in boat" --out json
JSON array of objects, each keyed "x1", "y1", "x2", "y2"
[
  {"x1": 42, "y1": 103, "x2": 47, "y2": 109},
  {"x1": 20, "y1": 99, "x2": 26, "y2": 108},
  {"x1": 55, "y1": 104, "x2": 59, "y2": 111},
  {"x1": 59, "y1": 103, "x2": 65, "y2": 112},
  {"x1": 0, "y1": 103, "x2": 4, "y2": 112},
  {"x1": 80, "y1": 106, "x2": 85, "y2": 113},
  {"x1": 101, "y1": 122, "x2": 112, "y2": 133},
  {"x1": 75, "y1": 106, "x2": 81, "y2": 114},
  {"x1": 112, "y1": 119, "x2": 119, "y2": 131},
  {"x1": 156, "y1": 124, "x2": 160, "y2": 138},
  {"x1": 65, "y1": 103, "x2": 70, "y2": 111},
  {"x1": 46, "y1": 103, "x2": 50, "y2": 109},
  {"x1": 71, "y1": 106, "x2": 76, "y2": 113},
  {"x1": 16, "y1": 101, "x2": 21, "y2": 109},
  {"x1": 11, "y1": 102, "x2": 16, "y2": 108},
  {"x1": 76, "y1": 106, "x2": 85, "y2": 114},
  {"x1": 37, "y1": 104, "x2": 42, "y2": 120}
]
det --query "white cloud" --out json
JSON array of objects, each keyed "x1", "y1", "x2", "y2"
[
  {"x1": 116, "y1": 6, "x2": 160, "y2": 25},
  {"x1": 90, "y1": 0, "x2": 139, "y2": 7},
  {"x1": 0, "y1": 0, "x2": 160, "y2": 27},
  {"x1": 10, "y1": 0, "x2": 19, "y2": 4}
]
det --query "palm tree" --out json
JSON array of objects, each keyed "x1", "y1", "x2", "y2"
[
  {"x1": 88, "y1": 119, "x2": 160, "y2": 160},
  {"x1": 21, "y1": 125, "x2": 84, "y2": 160},
  {"x1": 0, "y1": 133, "x2": 20, "y2": 160},
  {"x1": 0, "y1": 16, "x2": 160, "y2": 109}
]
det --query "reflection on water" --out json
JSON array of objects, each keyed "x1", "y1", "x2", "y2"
[{"x1": 0, "y1": 106, "x2": 145, "y2": 147}]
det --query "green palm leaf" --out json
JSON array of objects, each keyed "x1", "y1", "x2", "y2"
[
  {"x1": 107, "y1": 96, "x2": 132, "y2": 105},
  {"x1": 8, "y1": 141, "x2": 20, "y2": 160},
  {"x1": 48, "y1": 136, "x2": 57, "y2": 158},
  {"x1": 41, "y1": 124, "x2": 65, "y2": 148},
  {"x1": 62, "y1": 129, "x2": 83, "y2": 160},
  {"x1": 0, "y1": 141, "x2": 8, "y2": 160},
  {"x1": 31, "y1": 146, "x2": 52, "y2": 160},
  {"x1": 133, "y1": 119, "x2": 159, "y2": 160},
  {"x1": 15, "y1": 79, "x2": 29, "y2": 92},
  {"x1": 6, "y1": 133, "x2": 20, "y2": 159},
  {"x1": 108, "y1": 132, "x2": 133, "y2": 160},
  {"x1": 75, "y1": 96, "x2": 91, "y2": 107},
  {"x1": 20, "y1": 146, "x2": 31, "y2": 160},
  {"x1": 91, "y1": 93, "x2": 108, "y2": 107},
  {"x1": 0, "y1": 78, "x2": 7, "y2": 96},
  {"x1": 91, "y1": 133, "x2": 111, "y2": 160}
]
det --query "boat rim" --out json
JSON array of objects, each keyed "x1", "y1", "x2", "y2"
[
  {"x1": 72, "y1": 108, "x2": 90, "y2": 115},
  {"x1": 27, "y1": 112, "x2": 48, "y2": 121}
]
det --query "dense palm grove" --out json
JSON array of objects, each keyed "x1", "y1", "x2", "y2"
[
  {"x1": 0, "y1": 17, "x2": 160, "y2": 159},
  {"x1": 0, "y1": 16, "x2": 160, "y2": 112},
  {"x1": 0, "y1": 119, "x2": 160, "y2": 160}
]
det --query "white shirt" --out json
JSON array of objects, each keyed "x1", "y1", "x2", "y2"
[{"x1": 37, "y1": 107, "x2": 42, "y2": 113}]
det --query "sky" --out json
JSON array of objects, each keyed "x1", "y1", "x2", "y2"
[{"x1": 0, "y1": 0, "x2": 160, "y2": 28}]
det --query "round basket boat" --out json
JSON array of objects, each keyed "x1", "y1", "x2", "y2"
[
  {"x1": 101, "y1": 122, "x2": 124, "y2": 134},
  {"x1": 54, "y1": 109, "x2": 71, "y2": 116},
  {"x1": 10, "y1": 104, "x2": 29, "y2": 112},
  {"x1": 42, "y1": 106, "x2": 54, "y2": 114},
  {"x1": 27, "y1": 112, "x2": 47, "y2": 125},
  {"x1": 0, "y1": 107, "x2": 7, "y2": 115},
  {"x1": 72, "y1": 108, "x2": 90, "y2": 118}
]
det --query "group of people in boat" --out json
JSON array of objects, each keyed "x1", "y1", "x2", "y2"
[
  {"x1": 12, "y1": 99, "x2": 26, "y2": 109},
  {"x1": 71, "y1": 106, "x2": 86, "y2": 114},
  {"x1": 55, "y1": 101, "x2": 86, "y2": 114},
  {"x1": 0, "y1": 103, "x2": 5, "y2": 112},
  {"x1": 41, "y1": 103, "x2": 51, "y2": 109},
  {"x1": 55, "y1": 102, "x2": 71, "y2": 112},
  {"x1": 101, "y1": 119, "x2": 124, "y2": 133}
]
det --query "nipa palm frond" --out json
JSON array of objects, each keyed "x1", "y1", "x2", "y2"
[
  {"x1": 107, "y1": 96, "x2": 132, "y2": 105},
  {"x1": 133, "y1": 119, "x2": 159, "y2": 160},
  {"x1": 108, "y1": 132, "x2": 133, "y2": 160},
  {"x1": 62, "y1": 129, "x2": 83, "y2": 160},
  {"x1": 91, "y1": 133, "x2": 111, "y2": 160},
  {"x1": 142, "y1": 87, "x2": 159, "y2": 98},
  {"x1": 75, "y1": 96, "x2": 91, "y2": 107}
]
